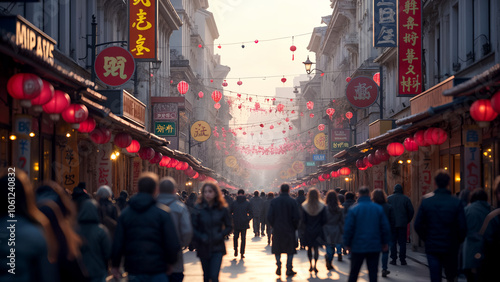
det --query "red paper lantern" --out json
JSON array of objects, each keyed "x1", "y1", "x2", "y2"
[
  {"x1": 413, "y1": 130, "x2": 429, "y2": 146},
  {"x1": 78, "y1": 116, "x2": 96, "y2": 133},
  {"x1": 311, "y1": 178, "x2": 319, "y2": 185},
  {"x1": 270, "y1": 125, "x2": 274, "y2": 129},
  {"x1": 31, "y1": 79, "x2": 54, "y2": 112},
  {"x1": 176, "y1": 161, "x2": 189, "y2": 170},
  {"x1": 222, "y1": 80, "x2": 228, "y2": 87},
  {"x1": 323, "y1": 173, "x2": 330, "y2": 180},
  {"x1": 363, "y1": 157, "x2": 373, "y2": 168},
  {"x1": 309, "y1": 113, "x2": 314, "y2": 118},
  {"x1": 211, "y1": 91, "x2": 222, "y2": 103},
  {"x1": 198, "y1": 174, "x2": 206, "y2": 181},
  {"x1": 491, "y1": 91, "x2": 500, "y2": 114},
  {"x1": 237, "y1": 80, "x2": 243, "y2": 86},
  {"x1": 403, "y1": 137, "x2": 419, "y2": 152},
  {"x1": 424, "y1": 128, "x2": 447, "y2": 145},
  {"x1": 62, "y1": 104, "x2": 89, "y2": 124},
  {"x1": 326, "y1": 108, "x2": 335, "y2": 120},
  {"x1": 255, "y1": 102, "x2": 260, "y2": 110},
  {"x1": 387, "y1": 142, "x2": 405, "y2": 156},
  {"x1": 167, "y1": 158, "x2": 179, "y2": 168},
  {"x1": 149, "y1": 152, "x2": 163, "y2": 164},
  {"x1": 356, "y1": 159, "x2": 367, "y2": 169},
  {"x1": 330, "y1": 170, "x2": 339, "y2": 178},
  {"x1": 318, "y1": 124, "x2": 325, "y2": 131},
  {"x1": 139, "y1": 147, "x2": 155, "y2": 160},
  {"x1": 277, "y1": 104, "x2": 285, "y2": 112},
  {"x1": 306, "y1": 101, "x2": 314, "y2": 110},
  {"x1": 159, "y1": 156, "x2": 172, "y2": 167},
  {"x1": 126, "y1": 140, "x2": 141, "y2": 153},
  {"x1": 285, "y1": 117, "x2": 290, "y2": 122},
  {"x1": 281, "y1": 77, "x2": 287, "y2": 83},
  {"x1": 260, "y1": 124, "x2": 264, "y2": 128},
  {"x1": 90, "y1": 127, "x2": 112, "y2": 144},
  {"x1": 177, "y1": 81, "x2": 189, "y2": 95},
  {"x1": 214, "y1": 103, "x2": 221, "y2": 110},
  {"x1": 367, "y1": 153, "x2": 381, "y2": 165},
  {"x1": 375, "y1": 148, "x2": 390, "y2": 161},
  {"x1": 318, "y1": 175, "x2": 325, "y2": 182},
  {"x1": 470, "y1": 99, "x2": 498, "y2": 125},
  {"x1": 114, "y1": 132, "x2": 132, "y2": 148},
  {"x1": 192, "y1": 172, "x2": 199, "y2": 179},
  {"x1": 42, "y1": 90, "x2": 71, "y2": 121},
  {"x1": 7, "y1": 73, "x2": 43, "y2": 106},
  {"x1": 346, "y1": 77, "x2": 351, "y2": 83},
  {"x1": 373, "y1": 72, "x2": 380, "y2": 86},
  {"x1": 346, "y1": 112, "x2": 353, "y2": 120},
  {"x1": 198, "y1": 91, "x2": 204, "y2": 98},
  {"x1": 339, "y1": 167, "x2": 351, "y2": 176}
]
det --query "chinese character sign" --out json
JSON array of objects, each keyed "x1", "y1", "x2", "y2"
[
  {"x1": 154, "y1": 121, "x2": 176, "y2": 136},
  {"x1": 13, "y1": 115, "x2": 31, "y2": 175},
  {"x1": 129, "y1": 0, "x2": 157, "y2": 60},
  {"x1": 398, "y1": 0, "x2": 422, "y2": 96},
  {"x1": 463, "y1": 126, "x2": 481, "y2": 191},
  {"x1": 55, "y1": 135, "x2": 80, "y2": 191},
  {"x1": 345, "y1": 77, "x2": 379, "y2": 108},
  {"x1": 96, "y1": 143, "x2": 112, "y2": 188},
  {"x1": 95, "y1": 46, "x2": 135, "y2": 86},
  {"x1": 374, "y1": 0, "x2": 397, "y2": 47},
  {"x1": 191, "y1": 121, "x2": 211, "y2": 142}
]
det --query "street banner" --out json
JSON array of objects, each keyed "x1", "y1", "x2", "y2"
[
  {"x1": 373, "y1": 0, "x2": 397, "y2": 47},
  {"x1": 154, "y1": 121, "x2": 176, "y2": 136},
  {"x1": 96, "y1": 143, "x2": 112, "y2": 188},
  {"x1": 129, "y1": 0, "x2": 157, "y2": 60},
  {"x1": 95, "y1": 46, "x2": 135, "y2": 86}
]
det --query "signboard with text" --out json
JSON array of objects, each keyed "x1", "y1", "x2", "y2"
[
  {"x1": 129, "y1": 0, "x2": 157, "y2": 60},
  {"x1": 331, "y1": 129, "x2": 350, "y2": 151},
  {"x1": 13, "y1": 115, "x2": 31, "y2": 175},
  {"x1": 463, "y1": 126, "x2": 481, "y2": 191},
  {"x1": 95, "y1": 46, "x2": 135, "y2": 86},
  {"x1": 306, "y1": 161, "x2": 316, "y2": 167},
  {"x1": 96, "y1": 143, "x2": 112, "y2": 188},
  {"x1": 373, "y1": 0, "x2": 397, "y2": 47},
  {"x1": 191, "y1": 121, "x2": 211, "y2": 142},
  {"x1": 313, "y1": 154, "x2": 326, "y2": 161},
  {"x1": 154, "y1": 121, "x2": 176, "y2": 136},
  {"x1": 346, "y1": 77, "x2": 379, "y2": 108}
]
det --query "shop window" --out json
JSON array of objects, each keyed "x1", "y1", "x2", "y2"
[{"x1": 482, "y1": 145, "x2": 494, "y2": 205}]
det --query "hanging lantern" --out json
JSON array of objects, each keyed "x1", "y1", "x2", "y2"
[
  {"x1": 255, "y1": 102, "x2": 260, "y2": 110},
  {"x1": 309, "y1": 113, "x2": 314, "y2": 118},
  {"x1": 214, "y1": 103, "x2": 221, "y2": 110},
  {"x1": 375, "y1": 148, "x2": 390, "y2": 161},
  {"x1": 323, "y1": 173, "x2": 330, "y2": 180},
  {"x1": 318, "y1": 175, "x2": 325, "y2": 182},
  {"x1": 149, "y1": 152, "x2": 163, "y2": 164},
  {"x1": 387, "y1": 142, "x2": 405, "y2": 156},
  {"x1": 211, "y1": 90, "x2": 222, "y2": 103},
  {"x1": 167, "y1": 158, "x2": 179, "y2": 168},
  {"x1": 198, "y1": 91, "x2": 204, "y2": 98},
  {"x1": 175, "y1": 161, "x2": 188, "y2": 170},
  {"x1": 491, "y1": 91, "x2": 500, "y2": 114},
  {"x1": 222, "y1": 80, "x2": 228, "y2": 87},
  {"x1": 62, "y1": 104, "x2": 89, "y2": 125},
  {"x1": 159, "y1": 156, "x2": 172, "y2": 167},
  {"x1": 413, "y1": 130, "x2": 429, "y2": 146},
  {"x1": 192, "y1": 172, "x2": 199, "y2": 179},
  {"x1": 289, "y1": 126, "x2": 293, "y2": 130},
  {"x1": 237, "y1": 80, "x2": 243, "y2": 86},
  {"x1": 114, "y1": 132, "x2": 133, "y2": 148},
  {"x1": 330, "y1": 170, "x2": 339, "y2": 178},
  {"x1": 373, "y1": 72, "x2": 380, "y2": 86},
  {"x1": 7, "y1": 73, "x2": 43, "y2": 107},
  {"x1": 306, "y1": 101, "x2": 314, "y2": 110},
  {"x1": 42, "y1": 90, "x2": 71, "y2": 121},
  {"x1": 89, "y1": 127, "x2": 112, "y2": 144},
  {"x1": 346, "y1": 77, "x2": 351, "y2": 83},
  {"x1": 78, "y1": 116, "x2": 96, "y2": 133},
  {"x1": 363, "y1": 157, "x2": 373, "y2": 168},
  {"x1": 339, "y1": 167, "x2": 351, "y2": 176},
  {"x1": 311, "y1": 178, "x2": 319, "y2": 185},
  {"x1": 318, "y1": 124, "x2": 325, "y2": 131},
  {"x1": 285, "y1": 117, "x2": 290, "y2": 122},
  {"x1": 346, "y1": 111, "x2": 353, "y2": 120},
  {"x1": 126, "y1": 140, "x2": 141, "y2": 153},
  {"x1": 276, "y1": 104, "x2": 285, "y2": 112},
  {"x1": 367, "y1": 153, "x2": 381, "y2": 165},
  {"x1": 177, "y1": 81, "x2": 189, "y2": 95},
  {"x1": 260, "y1": 123, "x2": 264, "y2": 128},
  {"x1": 424, "y1": 128, "x2": 448, "y2": 145},
  {"x1": 404, "y1": 137, "x2": 419, "y2": 152},
  {"x1": 290, "y1": 45, "x2": 296, "y2": 60},
  {"x1": 326, "y1": 108, "x2": 335, "y2": 120},
  {"x1": 138, "y1": 147, "x2": 155, "y2": 160},
  {"x1": 470, "y1": 99, "x2": 498, "y2": 127},
  {"x1": 31, "y1": 80, "x2": 54, "y2": 112},
  {"x1": 270, "y1": 125, "x2": 274, "y2": 129},
  {"x1": 281, "y1": 77, "x2": 287, "y2": 83},
  {"x1": 356, "y1": 159, "x2": 367, "y2": 170}
]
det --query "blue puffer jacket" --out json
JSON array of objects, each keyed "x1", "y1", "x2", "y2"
[{"x1": 343, "y1": 196, "x2": 391, "y2": 253}]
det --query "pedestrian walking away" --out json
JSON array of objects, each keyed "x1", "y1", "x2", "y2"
[
  {"x1": 372, "y1": 189, "x2": 395, "y2": 278},
  {"x1": 262, "y1": 192, "x2": 275, "y2": 245},
  {"x1": 387, "y1": 183, "x2": 414, "y2": 266},
  {"x1": 249, "y1": 190, "x2": 264, "y2": 237},
  {"x1": 323, "y1": 190, "x2": 344, "y2": 271},
  {"x1": 230, "y1": 189, "x2": 252, "y2": 259}
]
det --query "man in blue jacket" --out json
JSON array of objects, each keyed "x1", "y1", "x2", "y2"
[
  {"x1": 343, "y1": 186, "x2": 391, "y2": 282},
  {"x1": 414, "y1": 170, "x2": 467, "y2": 282}
]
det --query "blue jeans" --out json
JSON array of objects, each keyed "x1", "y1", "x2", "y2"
[
  {"x1": 275, "y1": 253, "x2": 294, "y2": 271},
  {"x1": 128, "y1": 273, "x2": 169, "y2": 282},
  {"x1": 348, "y1": 252, "x2": 380, "y2": 282},
  {"x1": 200, "y1": 252, "x2": 223, "y2": 282},
  {"x1": 381, "y1": 242, "x2": 392, "y2": 270},
  {"x1": 325, "y1": 244, "x2": 342, "y2": 261},
  {"x1": 426, "y1": 252, "x2": 459, "y2": 282}
]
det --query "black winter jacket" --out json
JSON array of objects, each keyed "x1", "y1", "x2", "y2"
[
  {"x1": 267, "y1": 193, "x2": 300, "y2": 254},
  {"x1": 111, "y1": 193, "x2": 180, "y2": 275},
  {"x1": 250, "y1": 196, "x2": 264, "y2": 219},
  {"x1": 387, "y1": 185, "x2": 414, "y2": 227},
  {"x1": 230, "y1": 196, "x2": 252, "y2": 230},
  {"x1": 192, "y1": 202, "x2": 232, "y2": 259},
  {"x1": 414, "y1": 188, "x2": 467, "y2": 253}
]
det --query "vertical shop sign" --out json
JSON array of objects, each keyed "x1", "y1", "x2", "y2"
[
  {"x1": 398, "y1": 0, "x2": 422, "y2": 96},
  {"x1": 13, "y1": 115, "x2": 31, "y2": 175},
  {"x1": 463, "y1": 126, "x2": 481, "y2": 191},
  {"x1": 56, "y1": 136, "x2": 80, "y2": 191},
  {"x1": 373, "y1": 0, "x2": 397, "y2": 47},
  {"x1": 132, "y1": 157, "x2": 142, "y2": 193},
  {"x1": 372, "y1": 165, "x2": 385, "y2": 190},
  {"x1": 129, "y1": 0, "x2": 157, "y2": 61},
  {"x1": 419, "y1": 152, "x2": 432, "y2": 196},
  {"x1": 96, "y1": 143, "x2": 112, "y2": 187}
]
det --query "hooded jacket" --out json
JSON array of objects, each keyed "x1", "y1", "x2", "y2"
[
  {"x1": 111, "y1": 193, "x2": 180, "y2": 275},
  {"x1": 387, "y1": 184, "x2": 415, "y2": 227},
  {"x1": 230, "y1": 195, "x2": 252, "y2": 230}
]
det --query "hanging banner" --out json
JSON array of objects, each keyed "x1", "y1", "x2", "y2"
[
  {"x1": 129, "y1": 0, "x2": 157, "y2": 60},
  {"x1": 373, "y1": 0, "x2": 397, "y2": 47},
  {"x1": 96, "y1": 143, "x2": 112, "y2": 188},
  {"x1": 56, "y1": 135, "x2": 80, "y2": 191},
  {"x1": 331, "y1": 129, "x2": 350, "y2": 152},
  {"x1": 398, "y1": 0, "x2": 422, "y2": 96},
  {"x1": 463, "y1": 126, "x2": 481, "y2": 191},
  {"x1": 13, "y1": 115, "x2": 31, "y2": 175},
  {"x1": 419, "y1": 152, "x2": 432, "y2": 196}
]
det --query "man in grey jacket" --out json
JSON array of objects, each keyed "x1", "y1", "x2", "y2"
[
  {"x1": 387, "y1": 183, "x2": 414, "y2": 265},
  {"x1": 157, "y1": 177, "x2": 193, "y2": 282}
]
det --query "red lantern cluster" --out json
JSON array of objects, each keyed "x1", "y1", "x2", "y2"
[
  {"x1": 367, "y1": 153, "x2": 381, "y2": 165},
  {"x1": 469, "y1": 99, "x2": 498, "y2": 126},
  {"x1": 42, "y1": 90, "x2": 71, "y2": 121},
  {"x1": 78, "y1": 116, "x2": 97, "y2": 133},
  {"x1": 126, "y1": 140, "x2": 141, "y2": 153},
  {"x1": 114, "y1": 132, "x2": 133, "y2": 148},
  {"x1": 177, "y1": 81, "x2": 189, "y2": 95},
  {"x1": 403, "y1": 137, "x2": 419, "y2": 152},
  {"x1": 90, "y1": 127, "x2": 111, "y2": 144},
  {"x1": 413, "y1": 130, "x2": 429, "y2": 146},
  {"x1": 387, "y1": 142, "x2": 405, "y2": 157},
  {"x1": 424, "y1": 128, "x2": 447, "y2": 145},
  {"x1": 149, "y1": 152, "x2": 163, "y2": 164},
  {"x1": 339, "y1": 167, "x2": 351, "y2": 176},
  {"x1": 139, "y1": 147, "x2": 155, "y2": 160},
  {"x1": 62, "y1": 104, "x2": 89, "y2": 124},
  {"x1": 159, "y1": 156, "x2": 171, "y2": 167}
]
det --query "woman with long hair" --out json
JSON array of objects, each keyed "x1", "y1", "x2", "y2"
[
  {"x1": 300, "y1": 188, "x2": 327, "y2": 272},
  {"x1": 371, "y1": 189, "x2": 395, "y2": 278},
  {"x1": 192, "y1": 182, "x2": 232, "y2": 282},
  {"x1": 323, "y1": 190, "x2": 344, "y2": 270}
]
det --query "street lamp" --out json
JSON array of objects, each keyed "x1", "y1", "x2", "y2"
[{"x1": 302, "y1": 56, "x2": 324, "y2": 75}]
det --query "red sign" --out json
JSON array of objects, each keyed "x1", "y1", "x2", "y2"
[
  {"x1": 95, "y1": 46, "x2": 135, "y2": 86},
  {"x1": 345, "y1": 76, "x2": 379, "y2": 108},
  {"x1": 398, "y1": 0, "x2": 422, "y2": 96},
  {"x1": 129, "y1": 0, "x2": 157, "y2": 60}
]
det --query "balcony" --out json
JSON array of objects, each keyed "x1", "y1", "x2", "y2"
[{"x1": 344, "y1": 33, "x2": 358, "y2": 54}]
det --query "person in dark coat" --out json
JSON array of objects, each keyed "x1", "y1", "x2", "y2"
[
  {"x1": 259, "y1": 191, "x2": 267, "y2": 235},
  {"x1": 344, "y1": 186, "x2": 391, "y2": 282},
  {"x1": 71, "y1": 182, "x2": 90, "y2": 212},
  {"x1": 387, "y1": 183, "x2": 414, "y2": 265},
  {"x1": 77, "y1": 199, "x2": 111, "y2": 282},
  {"x1": 95, "y1": 185, "x2": 119, "y2": 240},
  {"x1": 267, "y1": 183, "x2": 300, "y2": 277},
  {"x1": 192, "y1": 182, "x2": 232, "y2": 282},
  {"x1": 262, "y1": 192, "x2": 275, "y2": 245},
  {"x1": 323, "y1": 190, "x2": 344, "y2": 270},
  {"x1": 414, "y1": 169, "x2": 467, "y2": 282},
  {"x1": 296, "y1": 189, "x2": 306, "y2": 250},
  {"x1": 230, "y1": 189, "x2": 252, "y2": 259},
  {"x1": 249, "y1": 190, "x2": 264, "y2": 237},
  {"x1": 185, "y1": 192, "x2": 198, "y2": 252},
  {"x1": 111, "y1": 172, "x2": 180, "y2": 282},
  {"x1": 115, "y1": 190, "x2": 129, "y2": 212},
  {"x1": 342, "y1": 192, "x2": 356, "y2": 214},
  {"x1": 372, "y1": 189, "x2": 396, "y2": 278},
  {"x1": 300, "y1": 188, "x2": 327, "y2": 273}
]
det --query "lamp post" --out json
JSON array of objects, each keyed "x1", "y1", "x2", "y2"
[{"x1": 303, "y1": 56, "x2": 325, "y2": 75}]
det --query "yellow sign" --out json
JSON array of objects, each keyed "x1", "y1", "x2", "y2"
[
  {"x1": 314, "y1": 133, "x2": 327, "y2": 150},
  {"x1": 225, "y1": 156, "x2": 237, "y2": 168},
  {"x1": 280, "y1": 170, "x2": 289, "y2": 179},
  {"x1": 191, "y1": 121, "x2": 211, "y2": 142},
  {"x1": 292, "y1": 161, "x2": 305, "y2": 174}
]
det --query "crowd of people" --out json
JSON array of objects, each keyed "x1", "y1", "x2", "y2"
[{"x1": 1, "y1": 168, "x2": 499, "y2": 282}]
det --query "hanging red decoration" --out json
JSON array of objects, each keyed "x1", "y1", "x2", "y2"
[
  {"x1": 387, "y1": 142, "x2": 405, "y2": 156},
  {"x1": 270, "y1": 125, "x2": 274, "y2": 129},
  {"x1": 89, "y1": 127, "x2": 112, "y2": 144},
  {"x1": 211, "y1": 90, "x2": 222, "y2": 103},
  {"x1": 198, "y1": 44, "x2": 202, "y2": 48},
  {"x1": 276, "y1": 104, "x2": 285, "y2": 112},
  {"x1": 290, "y1": 44, "x2": 296, "y2": 60},
  {"x1": 260, "y1": 123, "x2": 264, "y2": 128},
  {"x1": 491, "y1": 91, "x2": 500, "y2": 114},
  {"x1": 285, "y1": 117, "x2": 290, "y2": 122},
  {"x1": 373, "y1": 72, "x2": 380, "y2": 86},
  {"x1": 237, "y1": 80, "x2": 243, "y2": 86},
  {"x1": 198, "y1": 91, "x2": 204, "y2": 98},
  {"x1": 222, "y1": 80, "x2": 228, "y2": 87},
  {"x1": 139, "y1": 147, "x2": 155, "y2": 160},
  {"x1": 177, "y1": 81, "x2": 189, "y2": 95},
  {"x1": 424, "y1": 128, "x2": 448, "y2": 145},
  {"x1": 356, "y1": 159, "x2": 367, "y2": 170},
  {"x1": 78, "y1": 116, "x2": 96, "y2": 133},
  {"x1": 346, "y1": 112, "x2": 354, "y2": 120},
  {"x1": 404, "y1": 137, "x2": 419, "y2": 152},
  {"x1": 306, "y1": 101, "x2": 314, "y2": 110},
  {"x1": 192, "y1": 172, "x2": 199, "y2": 179},
  {"x1": 300, "y1": 112, "x2": 304, "y2": 116},
  {"x1": 326, "y1": 108, "x2": 335, "y2": 120},
  {"x1": 31, "y1": 79, "x2": 54, "y2": 112},
  {"x1": 210, "y1": 79, "x2": 214, "y2": 83},
  {"x1": 375, "y1": 148, "x2": 390, "y2": 161},
  {"x1": 282, "y1": 130, "x2": 286, "y2": 134},
  {"x1": 126, "y1": 140, "x2": 141, "y2": 153},
  {"x1": 149, "y1": 152, "x2": 163, "y2": 164},
  {"x1": 311, "y1": 178, "x2": 319, "y2": 185},
  {"x1": 167, "y1": 158, "x2": 179, "y2": 168},
  {"x1": 323, "y1": 173, "x2": 330, "y2": 180},
  {"x1": 255, "y1": 102, "x2": 260, "y2": 110},
  {"x1": 363, "y1": 157, "x2": 373, "y2": 168},
  {"x1": 255, "y1": 40, "x2": 259, "y2": 43},
  {"x1": 7, "y1": 73, "x2": 43, "y2": 107},
  {"x1": 309, "y1": 113, "x2": 314, "y2": 118},
  {"x1": 330, "y1": 170, "x2": 339, "y2": 178},
  {"x1": 159, "y1": 156, "x2": 172, "y2": 167},
  {"x1": 318, "y1": 124, "x2": 325, "y2": 131},
  {"x1": 62, "y1": 104, "x2": 89, "y2": 124},
  {"x1": 469, "y1": 99, "x2": 498, "y2": 126},
  {"x1": 281, "y1": 77, "x2": 287, "y2": 83},
  {"x1": 291, "y1": 110, "x2": 295, "y2": 114},
  {"x1": 289, "y1": 126, "x2": 293, "y2": 130},
  {"x1": 413, "y1": 130, "x2": 430, "y2": 146},
  {"x1": 318, "y1": 175, "x2": 325, "y2": 182},
  {"x1": 114, "y1": 132, "x2": 133, "y2": 148},
  {"x1": 214, "y1": 103, "x2": 221, "y2": 110},
  {"x1": 339, "y1": 167, "x2": 351, "y2": 176},
  {"x1": 346, "y1": 77, "x2": 351, "y2": 83},
  {"x1": 367, "y1": 153, "x2": 381, "y2": 165},
  {"x1": 42, "y1": 90, "x2": 71, "y2": 121}
]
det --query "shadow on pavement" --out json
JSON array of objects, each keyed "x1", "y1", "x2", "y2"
[{"x1": 221, "y1": 258, "x2": 246, "y2": 278}]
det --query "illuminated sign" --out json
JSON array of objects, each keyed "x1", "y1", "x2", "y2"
[{"x1": 129, "y1": 0, "x2": 157, "y2": 61}]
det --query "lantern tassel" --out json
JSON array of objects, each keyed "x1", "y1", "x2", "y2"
[{"x1": 292, "y1": 53, "x2": 294, "y2": 61}]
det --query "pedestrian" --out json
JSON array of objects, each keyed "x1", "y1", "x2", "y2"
[
  {"x1": 250, "y1": 190, "x2": 264, "y2": 237},
  {"x1": 77, "y1": 199, "x2": 112, "y2": 282},
  {"x1": 222, "y1": 189, "x2": 233, "y2": 209},
  {"x1": 95, "y1": 185, "x2": 119, "y2": 239},
  {"x1": 343, "y1": 186, "x2": 391, "y2": 282},
  {"x1": 115, "y1": 190, "x2": 129, "y2": 212},
  {"x1": 323, "y1": 190, "x2": 344, "y2": 271},
  {"x1": 387, "y1": 183, "x2": 414, "y2": 266},
  {"x1": 157, "y1": 177, "x2": 193, "y2": 282},
  {"x1": 414, "y1": 169, "x2": 467, "y2": 282},
  {"x1": 0, "y1": 169, "x2": 56, "y2": 282},
  {"x1": 267, "y1": 183, "x2": 300, "y2": 277},
  {"x1": 462, "y1": 188, "x2": 490, "y2": 282},
  {"x1": 296, "y1": 189, "x2": 306, "y2": 250},
  {"x1": 192, "y1": 182, "x2": 232, "y2": 282},
  {"x1": 300, "y1": 188, "x2": 327, "y2": 273},
  {"x1": 372, "y1": 189, "x2": 396, "y2": 278},
  {"x1": 111, "y1": 172, "x2": 180, "y2": 282},
  {"x1": 260, "y1": 191, "x2": 267, "y2": 236},
  {"x1": 185, "y1": 192, "x2": 198, "y2": 252},
  {"x1": 342, "y1": 191, "x2": 356, "y2": 214},
  {"x1": 262, "y1": 192, "x2": 275, "y2": 245},
  {"x1": 71, "y1": 182, "x2": 90, "y2": 212},
  {"x1": 230, "y1": 189, "x2": 252, "y2": 259}
]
